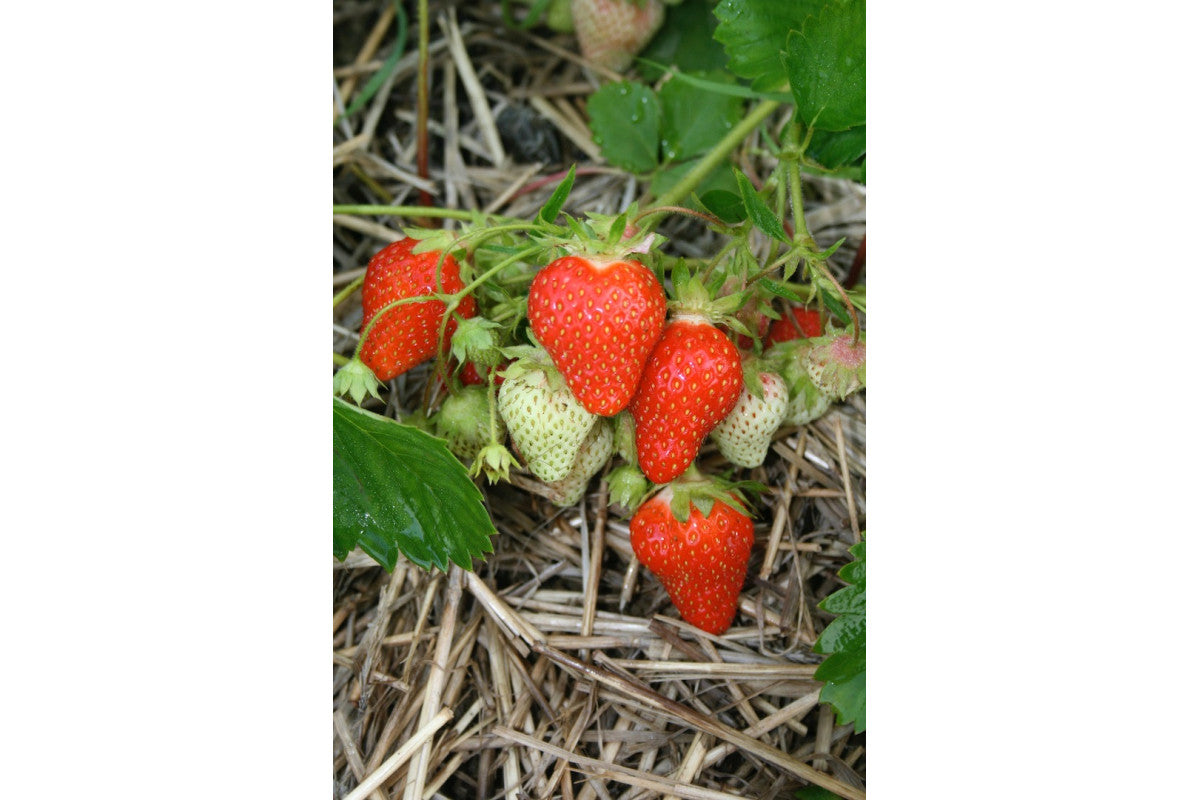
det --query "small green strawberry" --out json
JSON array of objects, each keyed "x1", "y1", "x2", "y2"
[
  {"x1": 497, "y1": 350, "x2": 597, "y2": 482},
  {"x1": 629, "y1": 470, "x2": 755, "y2": 634},
  {"x1": 434, "y1": 386, "x2": 501, "y2": 464},
  {"x1": 710, "y1": 364, "x2": 788, "y2": 468},
  {"x1": 543, "y1": 419, "x2": 614, "y2": 507}
]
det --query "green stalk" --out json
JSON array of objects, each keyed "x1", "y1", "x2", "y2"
[
  {"x1": 643, "y1": 100, "x2": 781, "y2": 226},
  {"x1": 786, "y1": 127, "x2": 860, "y2": 344},
  {"x1": 786, "y1": 125, "x2": 812, "y2": 241},
  {"x1": 333, "y1": 204, "x2": 519, "y2": 222},
  {"x1": 332, "y1": 275, "x2": 365, "y2": 308}
]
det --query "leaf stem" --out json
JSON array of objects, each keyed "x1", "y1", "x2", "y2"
[
  {"x1": 786, "y1": 125, "x2": 812, "y2": 241},
  {"x1": 333, "y1": 204, "x2": 512, "y2": 221},
  {"x1": 644, "y1": 100, "x2": 781, "y2": 225},
  {"x1": 785, "y1": 125, "x2": 860, "y2": 344},
  {"x1": 633, "y1": 205, "x2": 721, "y2": 227},
  {"x1": 333, "y1": 275, "x2": 365, "y2": 308}
]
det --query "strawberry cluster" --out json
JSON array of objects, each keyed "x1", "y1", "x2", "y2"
[{"x1": 334, "y1": 216, "x2": 864, "y2": 635}]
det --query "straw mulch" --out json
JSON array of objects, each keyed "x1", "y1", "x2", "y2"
[{"x1": 333, "y1": 3, "x2": 867, "y2": 798}]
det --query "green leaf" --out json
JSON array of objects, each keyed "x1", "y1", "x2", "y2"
[
  {"x1": 587, "y1": 82, "x2": 661, "y2": 174},
  {"x1": 758, "y1": 278, "x2": 805, "y2": 304},
  {"x1": 697, "y1": 188, "x2": 747, "y2": 223},
  {"x1": 785, "y1": 0, "x2": 865, "y2": 131},
  {"x1": 713, "y1": 0, "x2": 825, "y2": 92},
  {"x1": 734, "y1": 169, "x2": 789, "y2": 243},
  {"x1": 812, "y1": 539, "x2": 865, "y2": 733},
  {"x1": 818, "y1": 669, "x2": 865, "y2": 732},
  {"x1": 659, "y1": 71, "x2": 744, "y2": 164},
  {"x1": 643, "y1": 66, "x2": 791, "y2": 103},
  {"x1": 819, "y1": 286, "x2": 852, "y2": 325},
  {"x1": 537, "y1": 163, "x2": 576, "y2": 224},
  {"x1": 333, "y1": 397, "x2": 496, "y2": 572},
  {"x1": 806, "y1": 125, "x2": 866, "y2": 171},
  {"x1": 638, "y1": 0, "x2": 729, "y2": 80}
]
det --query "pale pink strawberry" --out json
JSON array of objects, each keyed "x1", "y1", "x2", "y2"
[
  {"x1": 804, "y1": 331, "x2": 866, "y2": 400},
  {"x1": 571, "y1": 0, "x2": 665, "y2": 72}
]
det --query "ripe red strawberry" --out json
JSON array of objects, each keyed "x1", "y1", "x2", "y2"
[
  {"x1": 571, "y1": 0, "x2": 665, "y2": 72},
  {"x1": 359, "y1": 238, "x2": 476, "y2": 382},
  {"x1": 765, "y1": 306, "x2": 823, "y2": 347},
  {"x1": 630, "y1": 481, "x2": 754, "y2": 634},
  {"x1": 458, "y1": 359, "x2": 508, "y2": 388},
  {"x1": 629, "y1": 316, "x2": 743, "y2": 484},
  {"x1": 528, "y1": 254, "x2": 666, "y2": 416}
]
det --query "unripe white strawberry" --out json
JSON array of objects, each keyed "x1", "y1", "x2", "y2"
[
  {"x1": 544, "y1": 419, "x2": 614, "y2": 506},
  {"x1": 711, "y1": 370, "x2": 788, "y2": 468},
  {"x1": 498, "y1": 353, "x2": 597, "y2": 482},
  {"x1": 571, "y1": 0, "x2": 665, "y2": 72},
  {"x1": 767, "y1": 340, "x2": 834, "y2": 426}
]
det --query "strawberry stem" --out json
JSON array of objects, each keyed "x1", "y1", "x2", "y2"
[
  {"x1": 785, "y1": 125, "x2": 861, "y2": 345},
  {"x1": 632, "y1": 205, "x2": 722, "y2": 228},
  {"x1": 333, "y1": 204, "x2": 519, "y2": 222},
  {"x1": 332, "y1": 274, "x2": 365, "y2": 308},
  {"x1": 643, "y1": 100, "x2": 782, "y2": 225}
]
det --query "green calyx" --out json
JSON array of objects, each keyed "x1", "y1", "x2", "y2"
[
  {"x1": 666, "y1": 261, "x2": 752, "y2": 333},
  {"x1": 803, "y1": 328, "x2": 866, "y2": 400},
  {"x1": 543, "y1": 204, "x2": 668, "y2": 262},
  {"x1": 332, "y1": 357, "x2": 384, "y2": 405},
  {"x1": 739, "y1": 354, "x2": 770, "y2": 400},
  {"x1": 607, "y1": 463, "x2": 651, "y2": 514},
  {"x1": 472, "y1": 442, "x2": 520, "y2": 484},
  {"x1": 497, "y1": 342, "x2": 567, "y2": 393},
  {"x1": 450, "y1": 317, "x2": 503, "y2": 368},
  {"x1": 658, "y1": 464, "x2": 763, "y2": 523}
]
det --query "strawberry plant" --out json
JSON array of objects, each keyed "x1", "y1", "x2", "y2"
[
  {"x1": 334, "y1": 0, "x2": 866, "y2": 794},
  {"x1": 813, "y1": 538, "x2": 866, "y2": 733}
]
